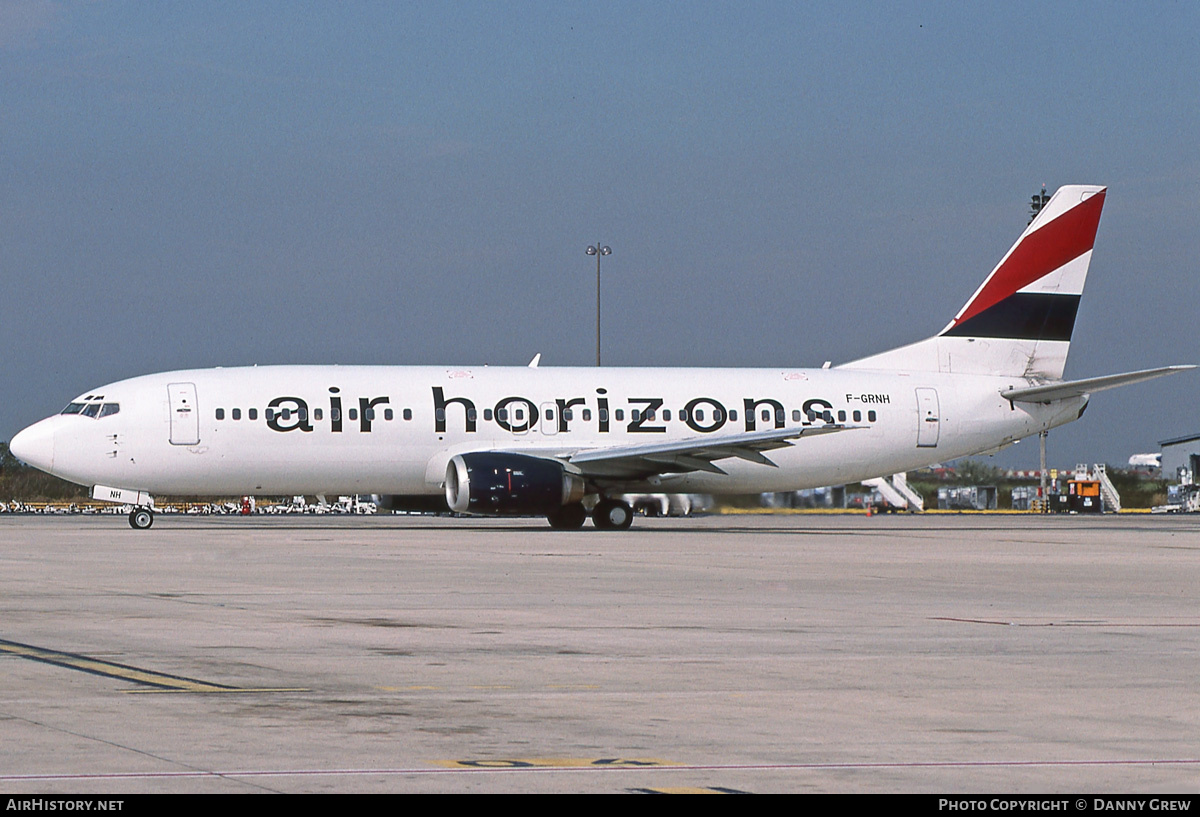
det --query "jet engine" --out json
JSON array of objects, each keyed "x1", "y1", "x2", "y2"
[{"x1": 445, "y1": 453, "x2": 586, "y2": 515}]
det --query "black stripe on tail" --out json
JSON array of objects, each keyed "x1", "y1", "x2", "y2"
[{"x1": 940, "y1": 292, "x2": 1080, "y2": 341}]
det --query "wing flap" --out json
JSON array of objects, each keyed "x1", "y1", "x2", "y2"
[
  {"x1": 566, "y1": 424, "x2": 858, "y2": 479},
  {"x1": 645, "y1": 454, "x2": 729, "y2": 475}
]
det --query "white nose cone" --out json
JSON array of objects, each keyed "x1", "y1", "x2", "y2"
[{"x1": 9, "y1": 418, "x2": 56, "y2": 473}]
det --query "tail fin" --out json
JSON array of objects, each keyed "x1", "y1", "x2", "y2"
[{"x1": 840, "y1": 185, "x2": 1106, "y2": 379}]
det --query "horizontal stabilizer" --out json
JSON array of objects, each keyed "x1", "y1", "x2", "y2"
[{"x1": 1000, "y1": 365, "x2": 1195, "y2": 403}]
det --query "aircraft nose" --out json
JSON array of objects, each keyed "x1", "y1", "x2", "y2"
[{"x1": 9, "y1": 418, "x2": 56, "y2": 473}]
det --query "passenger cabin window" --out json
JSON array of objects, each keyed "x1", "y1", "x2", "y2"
[
  {"x1": 249, "y1": 408, "x2": 258, "y2": 420},
  {"x1": 853, "y1": 410, "x2": 861, "y2": 422},
  {"x1": 232, "y1": 408, "x2": 242, "y2": 420},
  {"x1": 216, "y1": 408, "x2": 225, "y2": 421},
  {"x1": 313, "y1": 408, "x2": 322, "y2": 421},
  {"x1": 403, "y1": 409, "x2": 412, "y2": 421},
  {"x1": 868, "y1": 410, "x2": 877, "y2": 422},
  {"x1": 348, "y1": 408, "x2": 358, "y2": 421},
  {"x1": 265, "y1": 409, "x2": 275, "y2": 421},
  {"x1": 384, "y1": 408, "x2": 393, "y2": 421}
]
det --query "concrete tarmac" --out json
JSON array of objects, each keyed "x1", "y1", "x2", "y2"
[{"x1": 1, "y1": 513, "x2": 1198, "y2": 793}]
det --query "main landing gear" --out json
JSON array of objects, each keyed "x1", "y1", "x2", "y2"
[
  {"x1": 591, "y1": 498, "x2": 634, "y2": 530},
  {"x1": 545, "y1": 498, "x2": 635, "y2": 530},
  {"x1": 128, "y1": 507, "x2": 154, "y2": 530},
  {"x1": 547, "y1": 503, "x2": 588, "y2": 529}
]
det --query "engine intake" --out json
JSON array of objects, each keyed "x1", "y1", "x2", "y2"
[{"x1": 445, "y1": 453, "x2": 585, "y2": 515}]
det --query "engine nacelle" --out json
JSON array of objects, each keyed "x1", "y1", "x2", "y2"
[{"x1": 445, "y1": 453, "x2": 586, "y2": 516}]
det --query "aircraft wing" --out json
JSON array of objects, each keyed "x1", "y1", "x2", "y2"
[
  {"x1": 562, "y1": 424, "x2": 859, "y2": 479},
  {"x1": 1000, "y1": 365, "x2": 1194, "y2": 404}
]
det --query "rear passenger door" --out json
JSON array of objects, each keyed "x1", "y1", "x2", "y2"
[{"x1": 915, "y1": 387, "x2": 940, "y2": 448}]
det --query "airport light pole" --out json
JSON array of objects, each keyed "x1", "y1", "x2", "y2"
[
  {"x1": 1039, "y1": 430, "x2": 1049, "y2": 513},
  {"x1": 1029, "y1": 184, "x2": 1050, "y2": 225},
  {"x1": 585, "y1": 243, "x2": 611, "y2": 366}
]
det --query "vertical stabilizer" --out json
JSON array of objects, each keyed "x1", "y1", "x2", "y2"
[{"x1": 840, "y1": 185, "x2": 1106, "y2": 379}]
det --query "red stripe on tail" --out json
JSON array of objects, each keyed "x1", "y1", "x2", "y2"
[{"x1": 950, "y1": 190, "x2": 1105, "y2": 328}]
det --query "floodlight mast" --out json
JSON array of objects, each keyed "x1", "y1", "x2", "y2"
[{"x1": 585, "y1": 243, "x2": 611, "y2": 366}]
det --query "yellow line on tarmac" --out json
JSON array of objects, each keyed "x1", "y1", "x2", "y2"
[
  {"x1": 432, "y1": 757, "x2": 679, "y2": 769},
  {"x1": 629, "y1": 786, "x2": 748, "y2": 794},
  {"x1": 123, "y1": 687, "x2": 308, "y2": 694},
  {"x1": 0, "y1": 638, "x2": 297, "y2": 692}
]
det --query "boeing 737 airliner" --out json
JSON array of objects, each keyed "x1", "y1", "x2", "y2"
[{"x1": 9, "y1": 185, "x2": 1192, "y2": 529}]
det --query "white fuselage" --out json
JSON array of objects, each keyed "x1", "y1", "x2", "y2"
[{"x1": 14, "y1": 364, "x2": 1084, "y2": 498}]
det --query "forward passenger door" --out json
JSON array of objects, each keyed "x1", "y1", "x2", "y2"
[{"x1": 168, "y1": 382, "x2": 200, "y2": 445}]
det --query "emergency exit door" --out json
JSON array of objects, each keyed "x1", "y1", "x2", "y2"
[
  {"x1": 168, "y1": 382, "x2": 200, "y2": 445},
  {"x1": 915, "y1": 387, "x2": 940, "y2": 448}
]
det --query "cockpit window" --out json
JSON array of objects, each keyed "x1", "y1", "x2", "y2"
[{"x1": 61, "y1": 401, "x2": 119, "y2": 418}]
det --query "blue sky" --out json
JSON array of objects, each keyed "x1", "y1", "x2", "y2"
[{"x1": 2, "y1": 1, "x2": 1196, "y2": 469}]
